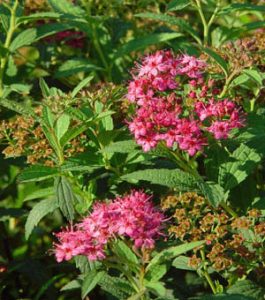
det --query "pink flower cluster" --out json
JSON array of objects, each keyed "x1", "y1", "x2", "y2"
[
  {"x1": 54, "y1": 191, "x2": 164, "y2": 263},
  {"x1": 127, "y1": 50, "x2": 245, "y2": 155}
]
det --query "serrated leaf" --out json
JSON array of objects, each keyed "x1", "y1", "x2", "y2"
[
  {"x1": 172, "y1": 255, "x2": 195, "y2": 271},
  {"x1": 102, "y1": 140, "x2": 139, "y2": 154},
  {"x1": 55, "y1": 176, "x2": 75, "y2": 221},
  {"x1": 81, "y1": 270, "x2": 105, "y2": 299},
  {"x1": 122, "y1": 168, "x2": 198, "y2": 191},
  {"x1": 115, "y1": 32, "x2": 183, "y2": 58},
  {"x1": 243, "y1": 69, "x2": 263, "y2": 86},
  {"x1": 24, "y1": 187, "x2": 54, "y2": 202},
  {"x1": 0, "y1": 98, "x2": 35, "y2": 117},
  {"x1": 197, "y1": 181, "x2": 226, "y2": 207},
  {"x1": 235, "y1": 114, "x2": 265, "y2": 155},
  {"x1": 48, "y1": 0, "x2": 85, "y2": 16},
  {"x1": 55, "y1": 114, "x2": 70, "y2": 141},
  {"x1": 112, "y1": 240, "x2": 139, "y2": 269},
  {"x1": 218, "y1": 144, "x2": 261, "y2": 191},
  {"x1": 60, "y1": 120, "x2": 93, "y2": 147},
  {"x1": 167, "y1": 0, "x2": 191, "y2": 11},
  {"x1": 145, "y1": 264, "x2": 167, "y2": 282},
  {"x1": 227, "y1": 280, "x2": 265, "y2": 300},
  {"x1": 18, "y1": 165, "x2": 59, "y2": 182},
  {"x1": 25, "y1": 198, "x2": 58, "y2": 239},
  {"x1": 61, "y1": 279, "x2": 81, "y2": 291},
  {"x1": 99, "y1": 275, "x2": 134, "y2": 299},
  {"x1": 72, "y1": 74, "x2": 94, "y2": 97},
  {"x1": 203, "y1": 48, "x2": 228, "y2": 77},
  {"x1": 147, "y1": 241, "x2": 204, "y2": 270}
]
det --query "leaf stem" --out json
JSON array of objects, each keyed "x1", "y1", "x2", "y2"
[
  {"x1": 200, "y1": 249, "x2": 217, "y2": 294},
  {"x1": 0, "y1": 0, "x2": 18, "y2": 97},
  {"x1": 220, "y1": 201, "x2": 238, "y2": 218}
]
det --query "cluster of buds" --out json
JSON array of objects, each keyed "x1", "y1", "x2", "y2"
[
  {"x1": 126, "y1": 50, "x2": 245, "y2": 156},
  {"x1": 161, "y1": 193, "x2": 265, "y2": 278},
  {"x1": 54, "y1": 191, "x2": 164, "y2": 262}
]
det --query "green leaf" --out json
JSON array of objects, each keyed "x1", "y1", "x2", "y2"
[
  {"x1": 112, "y1": 240, "x2": 139, "y2": 267},
  {"x1": 147, "y1": 241, "x2": 204, "y2": 270},
  {"x1": 25, "y1": 198, "x2": 59, "y2": 239},
  {"x1": 48, "y1": 0, "x2": 85, "y2": 16},
  {"x1": 24, "y1": 187, "x2": 54, "y2": 201},
  {"x1": 218, "y1": 144, "x2": 261, "y2": 191},
  {"x1": 9, "y1": 28, "x2": 37, "y2": 52},
  {"x1": 167, "y1": 0, "x2": 191, "y2": 11},
  {"x1": 114, "y1": 32, "x2": 183, "y2": 58},
  {"x1": 60, "y1": 119, "x2": 93, "y2": 147},
  {"x1": 203, "y1": 48, "x2": 228, "y2": 77},
  {"x1": 55, "y1": 176, "x2": 75, "y2": 221},
  {"x1": 6, "y1": 56, "x2": 17, "y2": 77},
  {"x1": 61, "y1": 279, "x2": 81, "y2": 291},
  {"x1": 10, "y1": 23, "x2": 72, "y2": 52},
  {"x1": 122, "y1": 168, "x2": 198, "y2": 191},
  {"x1": 135, "y1": 12, "x2": 201, "y2": 44},
  {"x1": 39, "y1": 78, "x2": 50, "y2": 98},
  {"x1": 197, "y1": 181, "x2": 226, "y2": 207},
  {"x1": 145, "y1": 264, "x2": 167, "y2": 282},
  {"x1": 243, "y1": 69, "x2": 263, "y2": 86},
  {"x1": 9, "y1": 83, "x2": 31, "y2": 94},
  {"x1": 223, "y1": 3, "x2": 265, "y2": 13},
  {"x1": 146, "y1": 281, "x2": 166, "y2": 297},
  {"x1": 55, "y1": 59, "x2": 101, "y2": 78},
  {"x1": 55, "y1": 114, "x2": 70, "y2": 141},
  {"x1": 42, "y1": 106, "x2": 54, "y2": 128},
  {"x1": 227, "y1": 280, "x2": 265, "y2": 300},
  {"x1": 99, "y1": 275, "x2": 134, "y2": 299},
  {"x1": 235, "y1": 114, "x2": 265, "y2": 155},
  {"x1": 17, "y1": 12, "x2": 61, "y2": 24},
  {"x1": 0, "y1": 98, "x2": 35, "y2": 117},
  {"x1": 81, "y1": 270, "x2": 105, "y2": 299},
  {"x1": 172, "y1": 255, "x2": 195, "y2": 271},
  {"x1": 101, "y1": 140, "x2": 139, "y2": 154},
  {"x1": 72, "y1": 74, "x2": 94, "y2": 98},
  {"x1": 18, "y1": 165, "x2": 59, "y2": 182}
]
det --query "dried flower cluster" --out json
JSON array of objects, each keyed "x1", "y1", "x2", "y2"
[
  {"x1": 54, "y1": 191, "x2": 164, "y2": 262},
  {"x1": 161, "y1": 193, "x2": 265, "y2": 278},
  {"x1": 0, "y1": 107, "x2": 86, "y2": 166},
  {"x1": 127, "y1": 50, "x2": 245, "y2": 155},
  {"x1": 203, "y1": 30, "x2": 265, "y2": 76}
]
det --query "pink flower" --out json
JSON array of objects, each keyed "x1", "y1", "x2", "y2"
[
  {"x1": 53, "y1": 191, "x2": 164, "y2": 263},
  {"x1": 126, "y1": 50, "x2": 245, "y2": 156}
]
